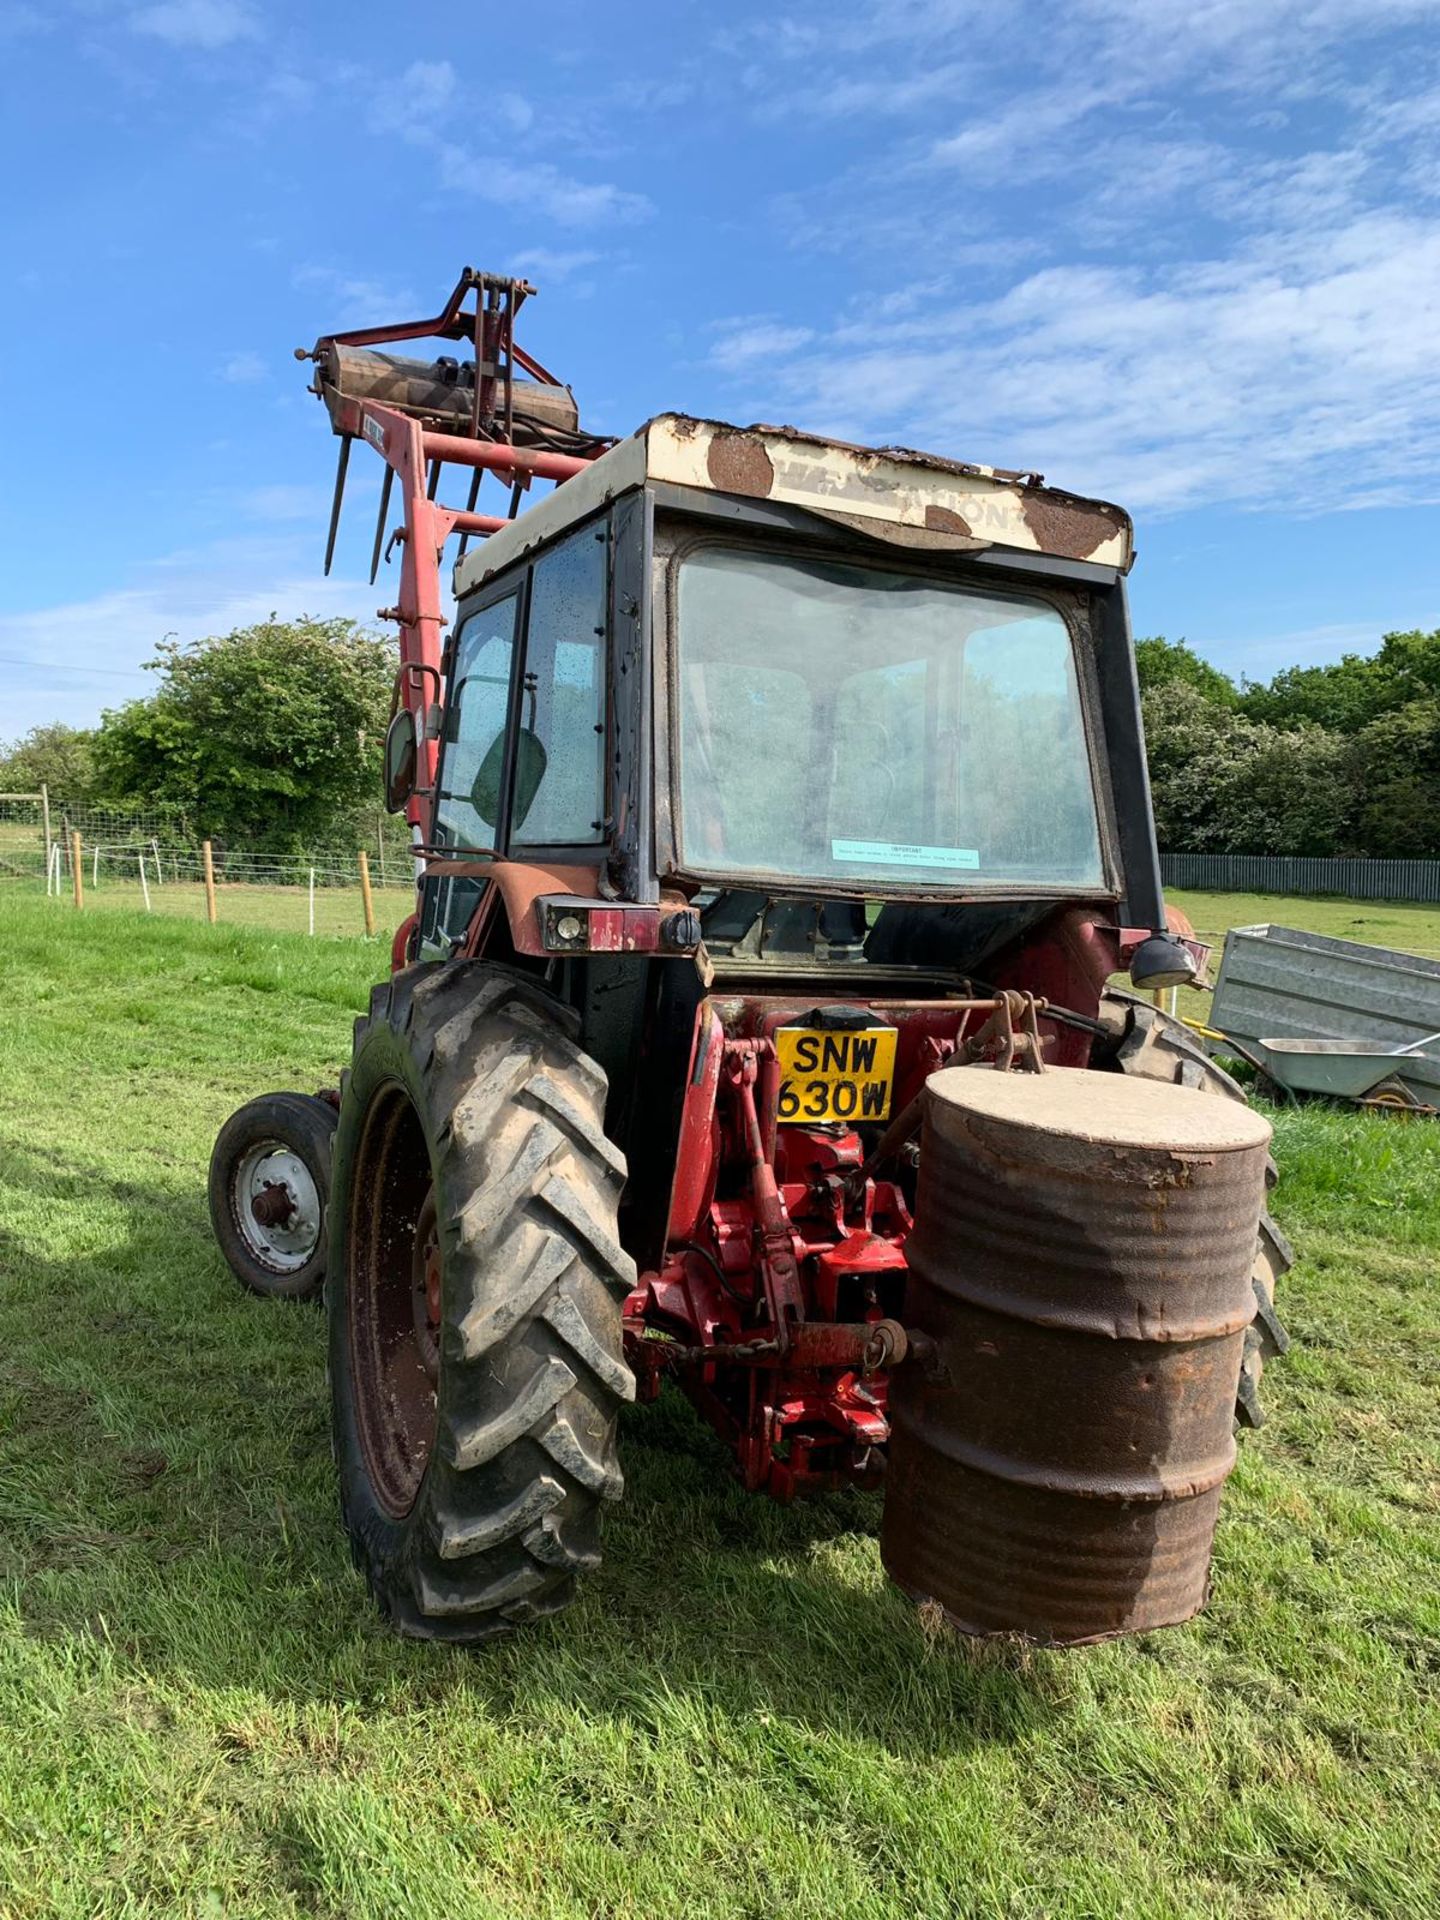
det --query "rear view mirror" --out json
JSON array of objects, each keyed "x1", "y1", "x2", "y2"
[
  {"x1": 383, "y1": 709, "x2": 417, "y2": 814},
  {"x1": 470, "y1": 728, "x2": 548, "y2": 832}
]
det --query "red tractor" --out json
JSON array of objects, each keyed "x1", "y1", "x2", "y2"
[{"x1": 211, "y1": 268, "x2": 1290, "y2": 1646}]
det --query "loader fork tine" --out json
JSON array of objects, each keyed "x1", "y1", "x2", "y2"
[
  {"x1": 323, "y1": 434, "x2": 352, "y2": 577},
  {"x1": 369, "y1": 463, "x2": 394, "y2": 585},
  {"x1": 456, "y1": 468, "x2": 483, "y2": 560}
]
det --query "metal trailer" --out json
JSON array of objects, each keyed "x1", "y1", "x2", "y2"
[{"x1": 1211, "y1": 923, "x2": 1440, "y2": 1109}]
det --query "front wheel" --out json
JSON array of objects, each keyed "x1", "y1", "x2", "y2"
[
  {"x1": 208, "y1": 1092, "x2": 337, "y2": 1301},
  {"x1": 327, "y1": 962, "x2": 635, "y2": 1641}
]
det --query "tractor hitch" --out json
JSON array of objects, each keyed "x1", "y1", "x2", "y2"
[{"x1": 635, "y1": 1317, "x2": 933, "y2": 1377}]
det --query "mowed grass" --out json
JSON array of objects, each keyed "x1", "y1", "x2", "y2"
[
  {"x1": 1166, "y1": 890, "x2": 1440, "y2": 962},
  {"x1": 0, "y1": 896, "x2": 1437, "y2": 1920},
  {"x1": 2, "y1": 873, "x2": 415, "y2": 942}
]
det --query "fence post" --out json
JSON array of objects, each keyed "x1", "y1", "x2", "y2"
[
  {"x1": 202, "y1": 840, "x2": 217, "y2": 923},
  {"x1": 92, "y1": 843, "x2": 100, "y2": 890},
  {"x1": 71, "y1": 831, "x2": 83, "y2": 910},
  {"x1": 308, "y1": 867, "x2": 316, "y2": 937},
  {"x1": 358, "y1": 850, "x2": 376, "y2": 937},
  {"x1": 40, "y1": 782, "x2": 51, "y2": 879},
  {"x1": 151, "y1": 837, "x2": 164, "y2": 886},
  {"x1": 138, "y1": 851, "x2": 152, "y2": 912}
]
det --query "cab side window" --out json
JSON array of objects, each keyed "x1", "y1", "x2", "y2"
[
  {"x1": 512, "y1": 521, "x2": 609, "y2": 848},
  {"x1": 422, "y1": 591, "x2": 519, "y2": 956},
  {"x1": 434, "y1": 591, "x2": 520, "y2": 850}
]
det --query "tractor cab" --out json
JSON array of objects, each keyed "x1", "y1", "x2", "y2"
[{"x1": 423, "y1": 414, "x2": 1171, "y2": 994}]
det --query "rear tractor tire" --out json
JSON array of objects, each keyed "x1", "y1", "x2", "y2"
[
  {"x1": 209, "y1": 1092, "x2": 337, "y2": 1301},
  {"x1": 327, "y1": 962, "x2": 635, "y2": 1642},
  {"x1": 1097, "y1": 990, "x2": 1293, "y2": 1428}
]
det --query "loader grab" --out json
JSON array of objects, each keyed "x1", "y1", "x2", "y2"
[{"x1": 211, "y1": 262, "x2": 1290, "y2": 1646}]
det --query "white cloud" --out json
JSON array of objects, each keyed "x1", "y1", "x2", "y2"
[
  {"x1": 708, "y1": 320, "x2": 817, "y2": 372},
  {"x1": 728, "y1": 0, "x2": 1440, "y2": 142},
  {"x1": 129, "y1": 0, "x2": 258, "y2": 51},
  {"x1": 709, "y1": 209, "x2": 1440, "y2": 514},
  {"x1": 611, "y1": 75, "x2": 696, "y2": 111},
  {"x1": 510, "y1": 247, "x2": 603, "y2": 283},
  {"x1": 290, "y1": 266, "x2": 419, "y2": 328},
  {"x1": 437, "y1": 144, "x2": 651, "y2": 227},
  {"x1": 497, "y1": 91, "x2": 533, "y2": 132},
  {"x1": 928, "y1": 84, "x2": 1121, "y2": 168},
  {"x1": 370, "y1": 58, "x2": 455, "y2": 134},
  {"x1": 220, "y1": 350, "x2": 267, "y2": 383},
  {"x1": 356, "y1": 56, "x2": 646, "y2": 229},
  {"x1": 0, "y1": 538, "x2": 378, "y2": 736},
  {"x1": 696, "y1": 0, "x2": 1440, "y2": 516}
]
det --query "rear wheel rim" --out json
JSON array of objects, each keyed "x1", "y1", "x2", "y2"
[
  {"x1": 348, "y1": 1085, "x2": 440, "y2": 1520},
  {"x1": 233, "y1": 1140, "x2": 322, "y2": 1272}
]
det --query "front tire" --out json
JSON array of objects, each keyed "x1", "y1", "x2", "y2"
[
  {"x1": 327, "y1": 962, "x2": 635, "y2": 1641},
  {"x1": 209, "y1": 1092, "x2": 337, "y2": 1301}
]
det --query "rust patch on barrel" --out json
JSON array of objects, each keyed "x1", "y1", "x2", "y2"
[
  {"x1": 881, "y1": 1067, "x2": 1269, "y2": 1644},
  {"x1": 706, "y1": 429, "x2": 776, "y2": 498}
]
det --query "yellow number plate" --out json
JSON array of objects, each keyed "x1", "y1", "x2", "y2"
[{"x1": 774, "y1": 1026, "x2": 898, "y2": 1125}]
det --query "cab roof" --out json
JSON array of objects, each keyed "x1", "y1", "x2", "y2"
[{"x1": 453, "y1": 413, "x2": 1134, "y2": 596}]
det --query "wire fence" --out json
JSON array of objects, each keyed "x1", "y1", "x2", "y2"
[
  {"x1": 0, "y1": 793, "x2": 413, "y2": 940},
  {"x1": 11, "y1": 787, "x2": 1440, "y2": 946}
]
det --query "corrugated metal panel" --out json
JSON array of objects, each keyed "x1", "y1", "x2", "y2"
[
  {"x1": 1160, "y1": 854, "x2": 1440, "y2": 903},
  {"x1": 1210, "y1": 924, "x2": 1440, "y2": 1104}
]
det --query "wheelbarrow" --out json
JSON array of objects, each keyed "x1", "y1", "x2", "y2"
[{"x1": 1249, "y1": 1033, "x2": 1440, "y2": 1111}]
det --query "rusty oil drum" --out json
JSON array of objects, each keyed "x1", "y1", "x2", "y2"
[{"x1": 881, "y1": 1066, "x2": 1272, "y2": 1644}]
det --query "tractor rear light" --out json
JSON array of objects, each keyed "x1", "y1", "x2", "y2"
[
  {"x1": 541, "y1": 903, "x2": 591, "y2": 951},
  {"x1": 531, "y1": 897, "x2": 680, "y2": 956}
]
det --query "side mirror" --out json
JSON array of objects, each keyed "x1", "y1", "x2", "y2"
[
  {"x1": 383, "y1": 708, "x2": 418, "y2": 814},
  {"x1": 470, "y1": 727, "x2": 548, "y2": 832}
]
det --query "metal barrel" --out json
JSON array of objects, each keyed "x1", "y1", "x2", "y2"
[{"x1": 882, "y1": 1066, "x2": 1272, "y2": 1645}]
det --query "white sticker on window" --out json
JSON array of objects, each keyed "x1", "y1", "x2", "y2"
[{"x1": 831, "y1": 839, "x2": 980, "y2": 870}]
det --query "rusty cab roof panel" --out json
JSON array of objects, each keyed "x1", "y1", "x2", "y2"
[{"x1": 452, "y1": 414, "x2": 1134, "y2": 597}]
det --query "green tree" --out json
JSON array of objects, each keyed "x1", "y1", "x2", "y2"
[
  {"x1": 0, "y1": 723, "x2": 98, "y2": 803},
  {"x1": 93, "y1": 616, "x2": 396, "y2": 849},
  {"x1": 1353, "y1": 698, "x2": 1440, "y2": 858},
  {"x1": 1142, "y1": 683, "x2": 1356, "y2": 856},
  {"x1": 1134, "y1": 636, "x2": 1238, "y2": 706},
  {"x1": 1240, "y1": 628, "x2": 1440, "y2": 732}
]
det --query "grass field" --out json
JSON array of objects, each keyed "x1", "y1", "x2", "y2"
[
  {"x1": 1, "y1": 895, "x2": 1438, "y2": 1919},
  {"x1": 0, "y1": 871, "x2": 415, "y2": 942},
  {"x1": 1165, "y1": 889, "x2": 1440, "y2": 961}
]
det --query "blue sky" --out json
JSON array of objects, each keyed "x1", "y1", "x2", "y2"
[{"x1": 3, "y1": 0, "x2": 1439, "y2": 738}]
